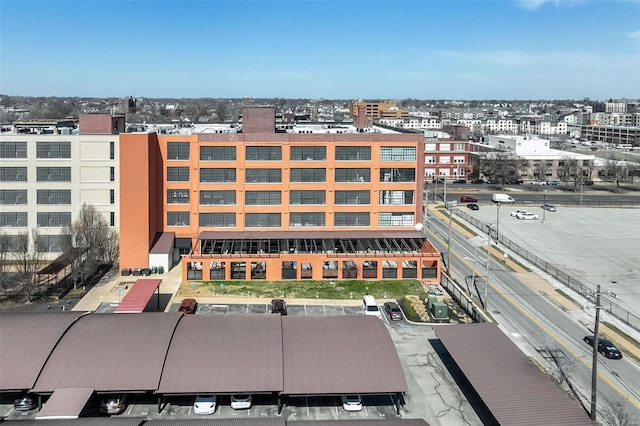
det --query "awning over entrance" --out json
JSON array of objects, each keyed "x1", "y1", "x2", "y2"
[
  {"x1": 114, "y1": 279, "x2": 162, "y2": 313},
  {"x1": 35, "y1": 387, "x2": 94, "y2": 420}
]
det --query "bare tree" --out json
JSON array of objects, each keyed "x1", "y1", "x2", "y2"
[
  {"x1": 0, "y1": 231, "x2": 11, "y2": 293},
  {"x1": 477, "y1": 149, "x2": 528, "y2": 189},
  {"x1": 13, "y1": 229, "x2": 44, "y2": 301},
  {"x1": 600, "y1": 399, "x2": 635, "y2": 426},
  {"x1": 558, "y1": 158, "x2": 580, "y2": 191},
  {"x1": 533, "y1": 160, "x2": 550, "y2": 189},
  {"x1": 604, "y1": 158, "x2": 629, "y2": 193}
]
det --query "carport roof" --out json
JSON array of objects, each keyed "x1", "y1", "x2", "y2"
[
  {"x1": 282, "y1": 316, "x2": 407, "y2": 395},
  {"x1": 290, "y1": 421, "x2": 430, "y2": 426},
  {"x1": 35, "y1": 387, "x2": 94, "y2": 420},
  {"x1": 31, "y1": 312, "x2": 182, "y2": 393},
  {"x1": 0, "y1": 312, "x2": 87, "y2": 391},
  {"x1": 157, "y1": 315, "x2": 284, "y2": 393},
  {"x1": 114, "y1": 279, "x2": 162, "y2": 313},
  {"x1": 436, "y1": 323, "x2": 591, "y2": 426},
  {"x1": 15, "y1": 419, "x2": 145, "y2": 425},
  {"x1": 144, "y1": 419, "x2": 286, "y2": 426}
]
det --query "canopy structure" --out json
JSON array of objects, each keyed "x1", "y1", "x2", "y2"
[
  {"x1": 114, "y1": 279, "x2": 162, "y2": 313},
  {"x1": 35, "y1": 388, "x2": 94, "y2": 420}
]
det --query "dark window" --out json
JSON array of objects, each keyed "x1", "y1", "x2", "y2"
[
  {"x1": 110, "y1": 141, "x2": 115, "y2": 160},
  {"x1": 0, "y1": 189, "x2": 28, "y2": 205},
  {"x1": 200, "y1": 190, "x2": 235, "y2": 205},
  {"x1": 245, "y1": 213, "x2": 281, "y2": 227},
  {"x1": 245, "y1": 191, "x2": 281, "y2": 205},
  {"x1": 335, "y1": 168, "x2": 370, "y2": 182},
  {"x1": 379, "y1": 190, "x2": 415, "y2": 205},
  {"x1": 37, "y1": 189, "x2": 71, "y2": 205},
  {"x1": 110, "y1": 212, "x2": 115, "y2": 227},
  {"x1": 167, "y1": 142, "x2": 190, "y2": 160},
  {"x1": 36, "y1": 235, "x2": 62, "y2": 252},
  {"x1": 290, "y1": 146, "x2": 326, "y2": 161},
  {"x1": 0, "y1": 141, "x2": 27, "y2": 158},
  {"x1": 36, "y1": 141, "x2": 71, "y2": 158},
  {"x1": 36, "y1": 167, "x2": 71, "y2": 182},
  {"x1": 379, "y1": 212, "x2": 415, "y2": 226},
  {"x1": 0, "y1": 212, "x2": 28, "y2": 227},
  {"x1": 380, "y1": 147, "x2": 416, "y2": 161},
  {"x1": 110, "y1": 166, "x2": 115, "y2": 182},
  {"x1": 245, "y1": 169, "x2": 281, "y2": 183},
  {"x1": 334, "y1": 212, "x2": 370, "y2": 227},
  {"x1": 289, "y1": 190, "x2": 325, "y2": 205},
  {"x1": 335, "y1": 190, "x2": 370, "y2": 205},
  {"x1": 246, "y1": 146, "x2": 282, "y2": 161},
  {"x1": 200, "y1": 168, "x2": 236, "y2": 183},
  {"x1": 290, "y1": 168, "x2": 325, "y2": 182},
  {"x1": 5, "y1": 234, "x2": 27, "y2": 250},
  {"x1": 335, "y1": 146, "x2": 371, "y2": 161},
  {"x1": 380, "y1": 168, "x2": 415, "y2": 182},
  {"x1": 290, "y1": 212, "x2": 325, "y2": 227},
  {"x1": 200, "y1": 146, "x2": 236, "y2": 161},
  {"x1": 37, "y1": 212, "x2": 71, "y2": 227},
  {"x1": 110, "y1": 189, "x2": 115, "y2": 204},
  {"x1": 199, "y1": 213, "x2": 236, "y2": 227},
  {"x1": 167, "y1": 167, "x2": 189, "y2": 182},
  {"x1": 167, "y1": 211, "x2": 190, "y2": 226},
  {"x1": 167, "y1": 189, "x2": 190, "y2": 204},
  {"x1": 0, "y1": 167, "x2": 27, "y2": 182}
]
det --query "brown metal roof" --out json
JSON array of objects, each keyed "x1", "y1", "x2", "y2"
[
  {"x1": 144, "y1": 419, "x2": 286, "y2": 426},
  {"x1": 436, "y1": 323, "x2": 592, "y2": 426},
  {"x1": 0, "y1": 312, "x2": 86, "y2": 391},
  {"x1": 35, "y1": 387, "x2": 94, "y2": 420},
  {"x1": 289, "y1": 421, "x2": 430, "y2": 426},
  {"x1": 114, "y1": 279, "x2": 162, "y2": 313},
  {"x1": 15, "y1": 419, "x2": 145, "y2": 425},
  {"x1": 31, "y1": 312, "x2": 182, "y2": 393},
  {"x1": 150, "y1": 232, "x2": 176, "y2": 254},
  {"x1": 282, "y1": 316, "x2": 407, "y2": 395},
  {"x1": 157, "y1": 315, "x2": 283, "y2": 394},
  {"x1": 198, "y1": 230, "x2": 425, "y2": 240}
]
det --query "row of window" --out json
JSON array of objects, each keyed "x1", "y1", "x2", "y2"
[
  {"x1": 168, "y1": 143, "x2": 416, "y2": 162},
  {"x1": 167, "y1": 212, "x2": 415, "y2": 228},
  {"x1": 0, "y1": 211, "x2": 116, "y2": 228},
  {"x1": 169, "y1": 167, "x2": 415, "y2": 183},
  {"x1": 0, "y1": 141, "x2": 116, "y2": 160},
  {"x1": 168, "y1": 190, "x2": 415, "y2": 206},
  {"x1": 0, "y1": 189, "x2": 115, "y2": 205},
  {"x1": 0, "y1": 166, "x2": 114, "y2": 182}
]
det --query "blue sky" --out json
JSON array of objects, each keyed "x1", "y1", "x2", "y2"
[{"x1": 1, "y1": 0, "x2": 639, "y2": 99}]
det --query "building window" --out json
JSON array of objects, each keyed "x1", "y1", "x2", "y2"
[
  {"x1": 379, "y1": 212, "x2": 415, "y2": 226},
  {"x1": 0, "y1": 189, "x2": 27, "y2": 205},
  {"x1": 167, "y1": 142, "x2": 190, "y2": 160},
  {"x1": 37, "y1": 212, "x2": 71, "y2": 227},
  {"x1": 379, "y1": 190, "x2": 415, "y2": 205},
  {"x1": 245, "y1": 213, "x2": 281, "y2": 228},
  {"x1": 167, "y1": 211, "x2": 190, "y2": 226},
  {"x1": 290, "y1": 146, "x2": 326, "y2": 161},
  {"x1": 0, "y1": 212, "x2": 28, "y2": 227},
  {"x1": 110, "y1": 212, "x2": 115, "y2": 227},
  {"x1": 3, "y1": 234, "x2": 27, "y2": 251},
  {"x1": 200, "y1": 146, "x2": 236, "y2": 161},
  {"x1": 200, "y1": 190, "x2": 235, "y2": 205},
  {"x1": 290, "y1": 212, "x2": 325, "y2": 227},
  {"x1": 289, "y1": 190, "x2": 325, "y2": 205},
  {"x1": 200, "y1": 213, "x2": 236, "y2": 227},
  {"x1": 289, "y1": 168, "x2": 326, "y2": 183},
  {"x1": 245, "y1": 169, "x2": 282, "y2": 183},
  {"x1": 37, "y1": 189, "x2": 71, "y2": 205},
  {"x1": 0, "y1": 141, "x2": 27, "y2": 158},
  {"x1": 110, "y1": 141, "x2": 115, "y2": 160},
  {"x1": 110, "y1": 189, "x2": 115, "y2": 204},
  {"x1": 200, "y1": 168, "x2": 236, "y2": 183},
  {"x1": 335, "y1": 146, "x2": 371, "y2": 161},
  {"x1": 110, "y1": 166, "x2": 115, "y2": 182},
  {"x1": 380, "y1": 147, "x2": 416, "y2": 161},
  {"x1": 380, "y1": 168, "x2": 415, "y2": 182},
  {"x1": 36, "y1": 235, "x2": 62, "y2": 252},
  {"x1": 335, "y1": 190, "x2": 370, "y2": 205},
  {"x1": 245, "y1": 191, "x2": 281, "y2": 205},
  {"x1": 36, "y1": 167, "x2": 71, "y2": 182},
  {"x1": 36, "y1": 141, "x2": 71, "y2": 158},
  {"x1": 0, "y1": 167, "x2": 27, "y2": 182},
  {"x1": 166, "y1": 189, "x2": 190, "y2": 204},
  {"x1": 335, "y1": 168, "x2": 370, "y2": 183},
  {"x1": 167, "y1": 167, "x2": 189, "y2": 182},
  {"x1": 453, "y1": 143, "x2": 465, "y2": 151},
  {"x1": 246, "y1": 146, "x2": 282, "y2": 161},
  {"x1": 334, "y1": 212, "x2": 370, "y2": 227}
]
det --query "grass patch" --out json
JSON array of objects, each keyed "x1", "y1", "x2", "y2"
[
  {"x1": 179, "y1": 279, "x2": 427, "y2": 300},
  {"x1": 554, "y1": 289, "x2": 581, "y2": 308},
  {"x1": 451, "y1": 217, "x2": 477, "y2": 237}
]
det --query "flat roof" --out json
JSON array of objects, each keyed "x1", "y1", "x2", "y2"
[
  {"x1": 282, "y1": 316, "x2": 407, "y2": 395},
  {"x1": 436, "y1": 323, "x2": 591, "y2": 426},
  {"x1": 31, "y1": 313, "x2": 182, "y2": 393},
  {"x1": 198, "y1": 230, "x2": 426, "y2": 240},
  {"x1": 158, "y1": 315, "x2": 283, "y2": 394},
  {"x1": 35, "y1": 387, "x2": 94, "y2": 420},
  {"x1": 114, "y1": 279, "x2": 162, "y2": 313},
  {"x1": 0, "y1": 312, "x2": 87, "y2": 391}
]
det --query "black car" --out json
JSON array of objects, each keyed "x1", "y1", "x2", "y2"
[
  {"x1": 383, "y1": 301, "x2": 403, "y2": 321},
  {"x1": 270, "y1": 299, "x2": 287, "y2": 315},
  {"x1": 467, "y1": 203, "x2": 479, "y2": 210},
  {"x1": 452, "y1": 179, "x2": 467, "y2": 184},
  {"x1": 583, "y1": 336, "x2": 623, "y2": 359},
  {"x1": 470, "y1": 179, "x2": 485, "y2": 184},
  {"x1": 14, "y1": 395, "x2": 37, "y2": 411}
]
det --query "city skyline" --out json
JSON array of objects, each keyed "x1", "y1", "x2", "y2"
[{"x1": 1, "y1": 0, "x2": 639, "y2": 100}]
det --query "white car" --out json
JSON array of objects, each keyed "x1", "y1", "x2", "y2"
[
  {"x1": 194, "y1": 394, "x2": 217, "y2": 415},
  {"x1": 510, "y1": 209, "x2": 527, "y2": 217},
  {"x1": 231, "y1": 394, "x2": 252, "y2": 410},
  {"x1": 341, "y1": 394, "x2": 363, "y2": 411},
  {"x1": 518, "y1": 213, "x2": 539, "y2": 220}
]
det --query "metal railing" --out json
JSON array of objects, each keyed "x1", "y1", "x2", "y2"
[{"x1": 440, "y1": 273, "x2": 488, "y2": 323}]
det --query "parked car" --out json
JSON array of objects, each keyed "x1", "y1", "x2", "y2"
[
  {"x1": 383, "y1": 301, "x2": 403, "y2": 321},
  {"x1": 583, "y1": 336, "x2": 623, "y2": 359},
  {"x1": 341, "y1": 394, "x2": 363, "y2": 412},
  {"x1": 178, "y1": 298, "x2": 198, "y2": 314},
  {"x1": 470, "y1": 179, "x2": 485, "y2": 184},
  {"x1": 460, "y1": 196, "x2": 478, "y2": 203},
  {"x1": 547, "y1": 180, "x2": 560, "y2": 185},
  {"x1": 270, "y1": 298, "x2": 288, "y2": 315},
  {"x1": 100, "y1": 395, "x2": 127, "y2": 415},
  {"x1": 362, "y1": 295, "x2": 382, "y2": 318},
  {"x1": 452, "y1": 179, "x2": 467, "y2": 184},
  {"x1": 466, "y1": 203, "x2": 479, "y2": 211},
  {"x1": 541, "y1": 204, "x2": 557, "y2": 212},
  {"x1": 194, "y1": 395, "x2": 217, "y2": 415},
  {"x1": 531, "y1": 181, "x2": 547, "y2": 185},
  {"x1": 231, "y1": 394, "x2": 252, "y2": 410},
  {"x1": 518, "y1": 213, "x2": 539, "y2": 220},
  {"x1": 14, "y1": 395, "x2": 37, "y2": 411},
  {"x1": 510, "y1": 209, "x2": 527, "y2": 217},
  {"x1": 584, "y1": 180, "x2": 595, "y2": 186}
]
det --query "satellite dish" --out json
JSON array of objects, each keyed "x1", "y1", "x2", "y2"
[{"x1": 415, "y1": 223, "x2": 424, "y2": 232}]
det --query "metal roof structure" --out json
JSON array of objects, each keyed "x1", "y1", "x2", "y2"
[
  {"x1": 36, "y1": 387, "x2": 94, "y2": 420},
  {"x1": 0, "y1": 312, "x2": 87, "y2": 391},
  {"x1": 282, "y1": 316, "x2": 407, "y2": 395},
  {"x1": 158, "y1": 315, "x2": 284, "y2": 394},
  {"x1": 290, "y1": 421, "x2": 430, "y2": 426},
  {"x1": 114, "y1": 279, "x2": 162, "y2": 313},
  {"x1": 436, "y1": 323, "x2": 592, "y2": 426},
  {"x1": 31, "y1": 312, "x2": 182, "y2": 393},
  {"x1": 14, "y1": 419, "x2": 145, "y2": 425},
  {"x1": 150, "y1": 232, "x2": 176, "y2": 254}
]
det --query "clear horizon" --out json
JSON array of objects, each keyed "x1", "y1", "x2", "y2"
[{"x1": 1, "y1": 0, "x2": 639, "y2": 100}]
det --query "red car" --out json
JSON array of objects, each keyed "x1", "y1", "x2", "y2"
[
  {"x1": 178, "y1": 298, "x2": 198, "y2": 314},
  {"x1": 460, "y1": 196, "x2": 478, "y2": 203}
]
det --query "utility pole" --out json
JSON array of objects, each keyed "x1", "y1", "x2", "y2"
[
  {"x1": 542, "y1": 193, "x2": 546, "y2": 223},
  {"x1": 495, "y1": 202, "x2": 501, "y2": 241},
  {"x1": 484, "y1": 224, "x2": 491, "y2": 310},
  {"x1": 590, "y1": 284, "x2": 601, "y2": 422},
  {"x1": 446, "y1": 201, "x2": 455, "y2": 275}
]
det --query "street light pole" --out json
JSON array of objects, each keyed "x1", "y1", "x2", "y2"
[
  {"x1": 542, "y1": 193, "x2": 546, "y2": 223},
  {"x1": 484, "y1": 224, "x2": 491, "y2": 310},
  {"x1": 590, "y1": 284, "x2": 601, "y2": 422},
  {"x1": 496, "y1": 202, "x2": 501, "y2": 241},
  {"x1": 446, "y1": 204, "x2": 453, "y2": 275}
]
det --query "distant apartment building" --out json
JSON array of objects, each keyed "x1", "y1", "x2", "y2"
[
  {"x1": 423, "y1": 134, "x2": 471, "y2": 180},
  {"x1": 352, "y1": 101, "x2": 409, "y2": 119},
  {"x1": 378, "y1": 117, "x2": 442, "y2": 130},
  {"x1": 519, "y1": 120, "x2": 567, "y2": 135},
  {"x1": 578, "y1": 125, "x2": 640, "y2": 147}
]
